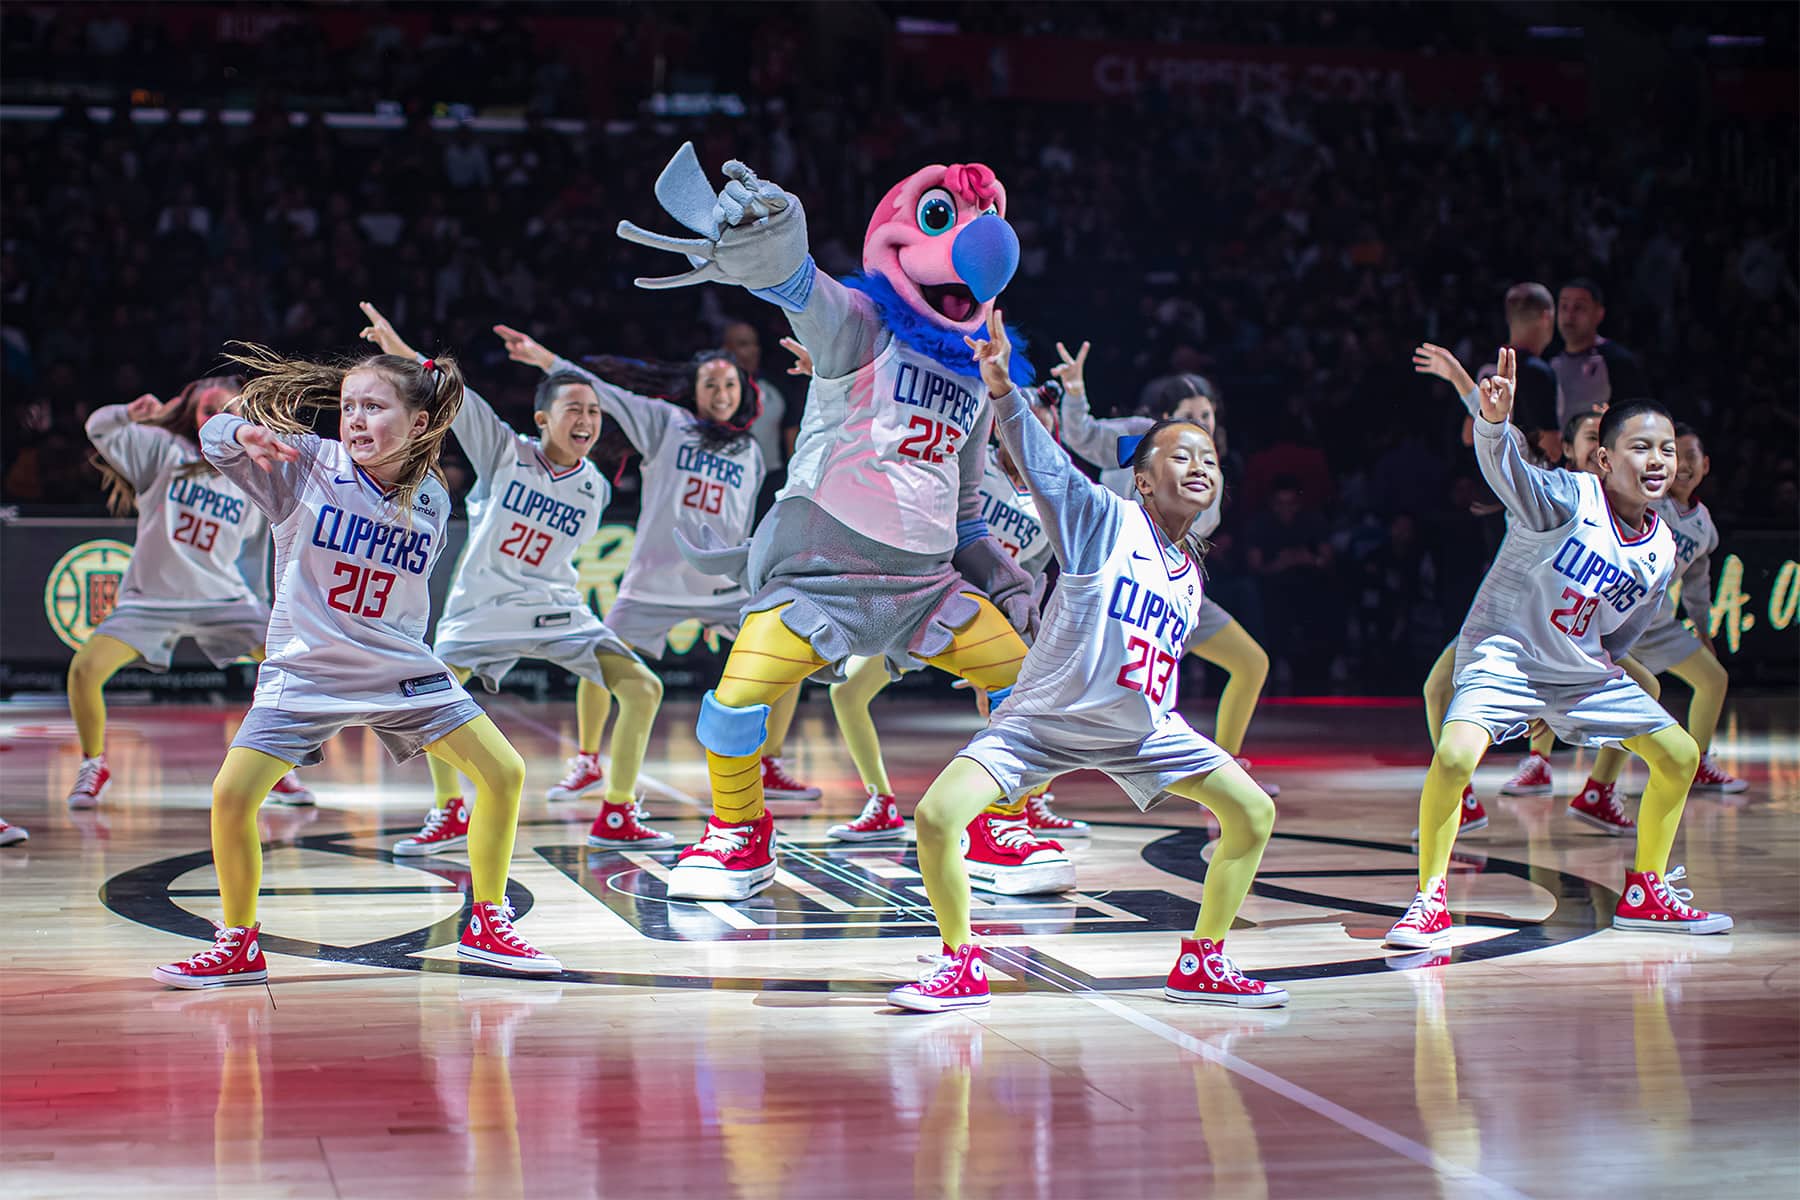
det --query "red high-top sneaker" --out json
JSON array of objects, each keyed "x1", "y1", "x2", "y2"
[
  {"x1": 153, "y1": 922, "x2": 268, "y2": 989},
  {"x1": 1164, "y1": 937, "x2": 1289, "y2": 1007},
  {"x1": 1569, "y1": 780, "x2": 1634, "y2": 836},
  {"x1": 67, "y1": 754, "x2": 111, "y2": 809},
  {"x1": 0, "y1": 818, "x2": 27, "y2": 847},
  {"x1": 268, "y1": 771, "x2": 315, "y2": 807},
  {"x1": 666, "y1": 812, "x2": 778, "y2": 900},
  {"x1": 888, "y1": 943, "x2": 991, "y2": 1013},
  {"x1": 1025, "y1": 791, "x2": 1090, "y2": 837},
  {"x1": 828, "y1": 788, "x2": 906, "y2": 842},
  {"x1": 1385, "y1": 876, "x2": 1452, "y2": 949},
  {"x1": 1414, "y1": 785, "x2": 1488, "y2": 839},
  {"x1": 963, "y1": 813, "x2": 1075, "y2": 895},
  {"x1": 1613, "y1": 866, "x2": 1733, "y2": 934},
  {"x1": 761, "y1": 757, "x2": 821, "y2": 801},
  {"x1": 393, "y1": 800, "x2": 471, "y2": 856},
  {"x1": 546, "y1": 752, "x2": 605, "y2": 801},
  {"x1": 458, "y1": 900, "x2": 563, "y2": 973},
  {"x1": 587, "y1": 800, "x2": 675, "y2": 849},
  {"x1": 1691, "y1": 753, "x2": 1748, "y2": 793},
  {"x1": 1499, "y1": 751, "x2": 1554, "y2": 795}
]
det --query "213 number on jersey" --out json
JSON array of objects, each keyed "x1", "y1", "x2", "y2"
[
  {"x1": 1117, "y1": 635, "x2": 1179, "y2": 704},
  {"x1": 1549, "y1": 587, "x2": 1600, "y2": 638},
  {"x1": 499, "y1": 521, "x2": 554, "y2": 567},
  {"x1": 897, "y1": 415, "x2": 961, "y2": 465},
  {"x1": 681, "y1": 476, "x2": 725, "y2": 515},
  {"x1": 172, "y1": 512, "x2": 220, "y2": 552},
  {"x1": 327, "y1": 561, "x2": 397, "y2": 618}
]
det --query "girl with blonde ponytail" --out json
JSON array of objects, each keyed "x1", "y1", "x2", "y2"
[
  {"x1": 67, "y1": 373, "x2": 314, "y2": 812},
  {"x1": 153, "y1": 342, "x2": 563, "y2": 990}
]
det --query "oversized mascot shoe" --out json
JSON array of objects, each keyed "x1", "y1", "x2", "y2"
[{"x1": 666, "y1": 813, "x2": 779, "y2": 901}]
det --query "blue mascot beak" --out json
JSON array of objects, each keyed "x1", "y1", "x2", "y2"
[{"x1": 951, "y1": 214, "x2": 1019, "y2": 304}]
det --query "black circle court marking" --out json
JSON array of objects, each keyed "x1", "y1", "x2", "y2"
[{"x1": 101, "y1": 820, "x2": 1617, "y2": 994}]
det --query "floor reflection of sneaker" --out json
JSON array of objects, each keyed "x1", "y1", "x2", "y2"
[
  {"x1": 394, "y1": 801, "x2": 471, "y2": 856},
  {"x1": 1691, "y1": 753, "x2": 1749, "y2": 793},
  {"x1": 1385, "y1": 948, "x2": 1453, "y2": 971},
  {"x1": 888, "y1": 943, "x2": 991, "y2": 1013},
  {"x1": 546, "y1": 753, "x2": 605, "y2": 802},
  {"x1": 1568, "y1": 780, "x2": 1634, "y2": 836},
  {"x1": 1233, "y1": 758, "x2": 1279, "y2": 798},
  {"x1": 1385, "y1": 876, "x2": 1451, "y2": 950},
  {"x1": 761, "y1": 757, "x2": 821, "y2": 802},
  {"x1": 1613, "y1": 866, "x2": 1733, "y2": 935},
  {"x1": 665, "y1": 813, "x2": 778, "y2": 901},
  {"x1": 268, "y1": 772, "x2": 315, "y2": 807},
  {"x1": 67, "y1": 754, "x2": 111, "y2": 809},
  {"x1": 153, "y1": 922, "x2": 269, "y2": 989},
  {"x1": 1499, "y1": 752, "x2": 1554, "y2": 795},
  {"x1": 0, "y1": 819, "x2": 27, "y2": 847},
  {"x1": 586, "y1": 801, "x2": 675, "y2": 849},
  {"x1": 1025, "y1": 791, "x2": 1089, "y2": 837},
  {"x1": 259, "y1": 805, "x2": 319, "y2": 845},
  {"x1": 1414, "y1": 785, "x2": 1488, "y2": 839},
  {"x1": 963, "y1": 814, "x2": 1075, "y2": 895},
  {"x1": 1163, "y1": 937, "x2": 1289, "y2": 1007},
  {"x1": 828, "y1": 789, "x2": 907, "y2": 842},
  {"x1": 458, "y1": 900, "x2": 563, "y2": 973}
]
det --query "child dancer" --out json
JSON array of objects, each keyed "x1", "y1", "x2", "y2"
[
  {"x1": 357, "y1": 306, "x2": 671, "y2": 857},
  {"x1": 493, "y1": 324, "x2": 820, "y2": 804},
  {"x1": 153, "y1": 345, "x2": 559, "y2": 987},
  {"x1": 72, "y1": 376, "x2": 312, "y2": 810},
  {"x1": 1055, "y1": 348, "x2": 1276, "y2": 795},
  {"x1": 889, "y1": 311, "x2": 1284, "y2": 1011},
  {"x1": 1386, "y1": 349, "x2": 1730, "y2": 950}
]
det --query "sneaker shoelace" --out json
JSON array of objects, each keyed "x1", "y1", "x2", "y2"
[
  {"x1": 482, "y1": 900, "x2": 536, "y2": 953},
  {"x1": 1589, "y1": 785, "x2": 1629, "y2": 821},
  {"x1": 914, "y1": 952, "x2": 963, "y2": 989},
  {"x1": 852, "y1": 792, "x2": 891, "y2": 825},
  {"x1": 1697, "y1": 755, "x2": 1732, "y2": 782},
  {"x1": 414, "y1": 807, "x2": 451, "y2": 839},
  {"x1": 1027, "y1": 796, "x2": 1061, "y2": 821},
  {"x1": 74, "y1": 759, "x2": 105, "y2": 793},
  {"x1": 765, "y1": 758, "x2": 802, "y2": 787},
  {"x1": 1213, "y1": 953, "x2": 1261, "y2": 991},
  {"x1": 559, "y1": 755, "x2": 599, "y2": 785},
  {"x1": 988, "y1": 817, "x2": 1042, "y2": 851},
  {"x1": 1398, "y1": 888, "x2": 1440, "y2": 928},
  {"x1": 1652, "y1": 866, "x2": 1700, "y2": 916},
  {"x1": 693, "y1": 821, "x2": 752, "y2": 856},
  {"x1": 183, "y1": 923, "x2": 245, "y2": 969}
]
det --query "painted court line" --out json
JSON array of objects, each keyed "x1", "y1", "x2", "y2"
[{"x1": 984, "y1": 946, "x2": 1533, "y2": 1200}]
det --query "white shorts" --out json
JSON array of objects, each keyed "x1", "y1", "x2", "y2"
[
  {"x1": 1184, "y1": 596, "x2": 1235, "y2": 650},
  {"x1": 604, "y1": 595, "x2": 742, "y2": 657},
  {"x1": 232, "y1": 699, "x2": 486, "y2": 767},
  {"x1": 956, "y1": 712, "x2": 1234, "y2": 810},
  {"x1": 1627, "y1": 618, "x2": 1704, "y2": 677},
  {"x1": 434, "y1": 603, "x2": 639, "y2": 692},
  {"x1": 1443, "y1": 667, "x2": 1674, "y2": 749},
  {"x1": 92, "y1": 599, "x2": 269, "y2": 671}
]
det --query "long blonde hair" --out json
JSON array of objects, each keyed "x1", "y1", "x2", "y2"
[
  {"x1": 93, "y1": 374, "x2": 243, "y2": 516},
  {"x1": 224, "y1": 343, "x2": 464, "y2": 517}
]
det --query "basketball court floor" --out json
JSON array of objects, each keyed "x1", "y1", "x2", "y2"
[{"x1": 1, "y1": 691, "x2": 1795, "y2": 1198}]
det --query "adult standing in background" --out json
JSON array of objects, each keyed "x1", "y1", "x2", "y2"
[{"x1": 1551, "y1": 278, "x2": 1651, "y2": 428}]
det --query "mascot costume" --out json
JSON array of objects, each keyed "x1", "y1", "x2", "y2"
[{"x1": 617, "y1": 144, "x2": 1071, "y2": 900}]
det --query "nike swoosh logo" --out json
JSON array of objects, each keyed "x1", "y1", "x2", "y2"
[
  {"x1": 334, "y1": 474, "x2": 355, "y2": 485},
  {"x1": 1131, "y1": 551, "x2": 1153, "y2": 561},
  {"x1": 1581, "y1": 518, "x2": 1599, "y2": 527}
]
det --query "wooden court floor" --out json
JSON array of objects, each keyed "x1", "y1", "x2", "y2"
[{"x1": 1, "y1": 690, "x2": 1796, "y2": 1198}]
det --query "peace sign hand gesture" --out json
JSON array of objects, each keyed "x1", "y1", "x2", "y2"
[
  {"x1": 1478, "y1": 346, "x2": 1517, "y2": 424},
  {"x1": 1051, "y1": 340, "x2": 1090, "y2": 393},
  {"x1": 963, "y1": 307, "x2": 1014, "y2": 398}
]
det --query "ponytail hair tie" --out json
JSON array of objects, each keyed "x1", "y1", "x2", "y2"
[{"x1": 421, "y1": 358, "x2": 436, "y2": 373}]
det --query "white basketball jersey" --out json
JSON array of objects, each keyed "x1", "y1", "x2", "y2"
[
  {"x1": 87, "y1": 406, "x2": 264, "y2": 608},
  {"x1": 1646, "y1": 496, "x2": 1719, "y2": 631},
  {"x1": 1457, "y1": 471, "x2": 1675, "y2": 685},
  {"x1": 620, "y1": 420, "x2": 763, "y2": 609},
  {"x1": 1002, "y1": 495, "x2": 1202, "y2": 743},
  {"x1": 202, "y1": 416, "x2": 470, "y2": 714},
  {"x1": 977, "y1": 459, "x2": 1053, "y2": 579},
  {"x1": 779, "y1": 339, "x2": 989, "y2": 554},
  {"x1": 442, "y1": 388, "x2": 607, "y2": 621}
]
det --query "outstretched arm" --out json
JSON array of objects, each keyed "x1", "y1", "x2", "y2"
[
  {"x1": 360, "y1": 301, "x2": 515, "y2": 480},
  {"x1": 1472, "y1": 347, "x2": 1580, "y2": 531},
  {"x1": 1052, "y1": 340, "x2": 1152, "y2": 469},
  {"x1": 494, "y1": 324, "x2": 679, "y2": 460},
  {"x1": 200, "y1": 413, "x2": 313, "y2": 523},
  {"x1": 86, "y1": 394, "x2": 186, "y2": 492}
]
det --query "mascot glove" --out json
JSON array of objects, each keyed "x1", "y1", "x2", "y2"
[
  {"x1": 954, "y1": 537, "x2": 1041, "y2": 643},
  {"x1": 617, "y1": 142, "x2": 811, "y2": 294}
]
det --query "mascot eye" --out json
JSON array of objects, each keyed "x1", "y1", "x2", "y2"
[{"x1": 915, "y1": 188, "x2": 956, "y2": 236}]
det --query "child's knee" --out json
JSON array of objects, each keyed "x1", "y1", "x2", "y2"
[
  {"x1": 1240, "y1": 639, "x2": 1271, "y2": 685},
  {"x1": 1433, "y1": 738, "x2": 1484, "y2": 781},
  {"x1": 912, "y1": 794, "x2": 960, "y2": 844},
  {"x1": 617, "y1": 669, "x2": 663, "y2": 710},
  {"x1": 1655, "y1": 726, "x2": 1700, "y2": 779},
  {"x1": 484, "y1": 744, "x2": 528, "y2": 798}
]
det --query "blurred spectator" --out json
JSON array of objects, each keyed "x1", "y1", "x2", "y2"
[{"x1": 1551, "y1": 278, "x2": 1652, "y2": 427}]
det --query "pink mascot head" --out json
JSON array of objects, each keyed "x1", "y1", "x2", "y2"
[{"x1": 863, "y1": 163, "x2": 1020, "y2": 334}]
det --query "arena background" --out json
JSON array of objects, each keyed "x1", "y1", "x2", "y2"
[{"x1": 2, "y1": 2, "x2": 1794, "y2": 696}]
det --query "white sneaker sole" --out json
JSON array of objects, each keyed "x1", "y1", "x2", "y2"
[
  {"x1": 665, "y1": 860, "x2": 778, "y2": 901},
  {"x1": 545, "y1": 784, "x2": 603, "y2": 802},
  {"x1": 966, "y1": 860, "x2": 1076, "y2": 895},
  {"x1": 764, "y1": 787, "x2": 823, "y2": 802},
  {"x1": 1499, "y1": 781, "x2": 1553, "y2": 796},
  {"x1": 457, "y1": 944, "x2": 564, "y2": 974},
  {"x1": 1411, "y1": 815, "x2": 1489, "y2": 839},
  {"x1": 1614, "y1": 913, "x2": 1734, "y2": 935},
  {"x1": 269, "y1": 790, "x2": 315, "y2": 808},
  {"x1": 587, "y1": 832, "x2": 676, "y2": 849},
  {"x1": 0, "y1": 829, "x2": 27, "y2": 846},
  {"x1": 888, "y1": 988, "x2": 990, "y2": 1013},
  {"x1": 1569, "y1": 808, "x2": 1633, "y2": 837},
  {"x1": 152, "y1": 966, "x2": 268, "y2": 989},
  {"x1": 67, "y1": 780, "x2": 111, "y2": 810},
  {"x1": 393, "y1": 836, "x2": 468, "y2": 857},
  {"x1": 1384, "y1": 927, "x2": 1450, "y2": 950},
  {"x1": 1163, "y1": 985, "x2": 1290, "y2": 1008},
  {"x1": 1030, "y1": 825, "x2": 1091, "y2": 838},
  {"x1": 826, "y1": 825, "x2": 907, "y2": 842},
  {"x1": 1693, "y1": 779, "x2": 1750, "y2": 794}
]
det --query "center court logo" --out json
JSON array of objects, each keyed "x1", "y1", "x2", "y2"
[
  {"x1": 44, "y1": 539, "x2": 134, "y2": 651},
  {"x1": 102, "y1": 822, "x2": 1614, "y2": 994}
]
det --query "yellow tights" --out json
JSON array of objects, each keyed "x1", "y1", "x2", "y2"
[
  {"x1": 1187, "y1": 619, "x2": 1269, "y2": 759},
  {"x1": 709, "y1": 599, "x2": 1027, "y2": 824},
  {"x1": 1417, "y1": 720, "x2": 1696, "y2": 888},
  {"x1": 915, "y1": 757, "x2": 1274, "y2": 948},
  {"x1": 214, "y1": 715, "x2": 524, "y2": 926},
  {"x1": 427, "y1": 654, "x2": 663, "y2": 809},
  {"x1": 66, "y1": 634, "x2": 149, "y2": 758},
  {"x1": 1590, "y1": 650, "x2": 1724, "y2": 784}
]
